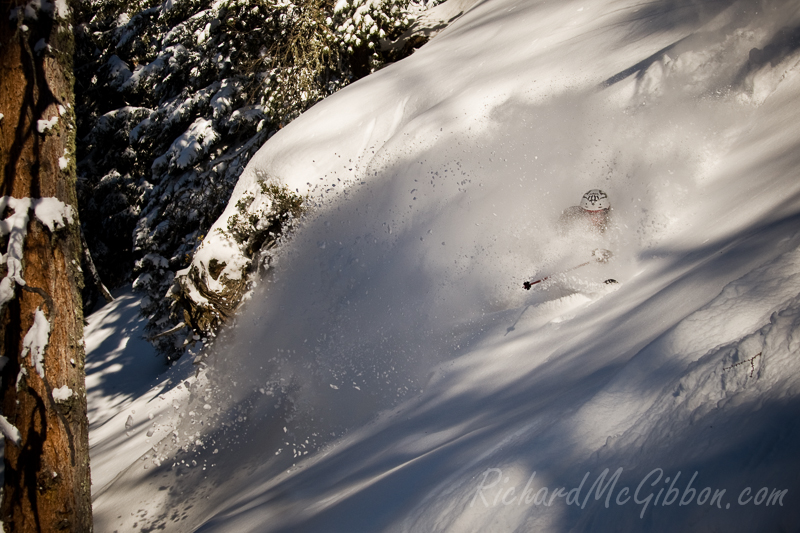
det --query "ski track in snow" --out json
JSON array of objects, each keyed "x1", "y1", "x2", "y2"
[{"x1": 87, "y1": 0, "x2": 800, "y2": 531}]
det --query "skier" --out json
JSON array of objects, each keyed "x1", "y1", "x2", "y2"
[
  {"x1": 523, "y1": 189, "x2": 615, "y2": 290},
  {"x1": 558, "y1": 189, "x2": 611, "y2": 234},
  {"x1": 523, "y1": 248, "x2": 614, "y2": 289}
]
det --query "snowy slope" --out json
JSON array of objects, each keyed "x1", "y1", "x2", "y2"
[
  {"x1": 84, "y1": 289, "x2": 196, "y2": 492},
  {"x1": 88, "y1": 0, "x2": 800, "y2": 531}
]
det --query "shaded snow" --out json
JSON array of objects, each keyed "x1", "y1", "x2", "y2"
[
  {"x1": 105, "y1": 55, "x2": 132, "y2": 89},
  {"x1": 85, "y1": 288, "x2": 195, "y2": 493}
]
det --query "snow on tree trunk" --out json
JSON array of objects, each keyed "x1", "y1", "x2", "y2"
[{"x1": 0, "y1": 0, "x2": 93, "y2": 530}]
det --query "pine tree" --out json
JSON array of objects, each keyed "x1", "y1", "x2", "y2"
[
  {"x1": 0, "y1": 0, "x2": 93, "y2": 530},
  {"x1": 73, "y1": 0, "x2": 437, "y2": 360}
]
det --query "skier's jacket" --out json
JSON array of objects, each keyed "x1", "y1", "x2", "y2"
[{"x1": 558, "y1": 206, "x2": 611, "y2": 234}]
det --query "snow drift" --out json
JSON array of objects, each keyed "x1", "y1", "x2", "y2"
[{"x1": 89, "y1": 0, "x2": 800, "y2": 531}]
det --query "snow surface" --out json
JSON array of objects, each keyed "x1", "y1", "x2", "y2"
[
  {"x1": 89, "y1": 0, "x2": 800, "y2": 531},
  {"x1": 84, "y1": 289, "x2": 195, "y2": 493}
]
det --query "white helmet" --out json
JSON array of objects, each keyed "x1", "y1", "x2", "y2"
[{"x1": 580, "y1": 189, "x2": 610, "y2": 211}]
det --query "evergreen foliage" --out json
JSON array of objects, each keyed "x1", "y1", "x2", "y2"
[{"x1": 74, "y1": 0, "x2": 440, "y2": 359}]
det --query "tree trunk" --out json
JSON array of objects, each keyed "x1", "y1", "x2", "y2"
[
  {"x1": 0, "y1": 0, "x2": 93, "y2": 531},
  {"x1": 80, "y1": 228, "x2": 114, "y2": 305}
]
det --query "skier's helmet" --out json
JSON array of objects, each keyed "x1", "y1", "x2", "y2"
[{"x1": 580, "y1": 189, "x2": 610, "y2": 211}]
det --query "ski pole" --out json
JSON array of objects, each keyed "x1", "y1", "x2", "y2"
[
  {"x1": 523, "y1": 249, "x2": 612, "y2": 290},
  {"x1": 523, "y1": 261, "x2": 591, "y2": 290}
]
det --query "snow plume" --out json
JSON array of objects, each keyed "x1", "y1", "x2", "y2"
[
  {"x1": 21, "y1": 307, "x2": 51, "y2": 379},
  {"x1": 149, "y1": 80, "x2": 733, "y2": 529}
]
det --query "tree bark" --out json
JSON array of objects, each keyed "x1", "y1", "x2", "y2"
[
  {"x1": 0, "y1": 1, "x2": 93, "y2": 531},
  {"x1": 80, "y1": 228, "x2": 114, "y2": 305}
]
